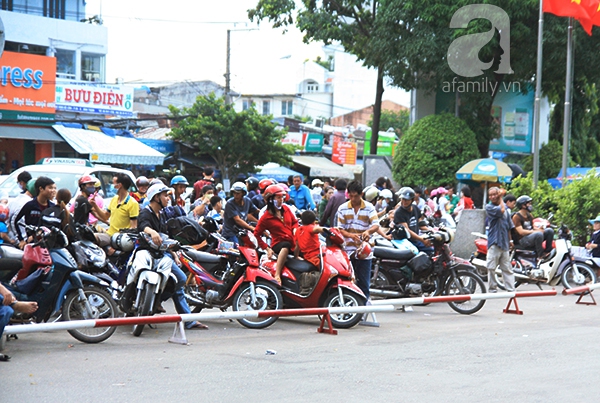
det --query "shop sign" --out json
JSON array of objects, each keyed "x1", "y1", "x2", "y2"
[
  {"x1": 332, "y1": 134, "x2": 357, "y2": 165},
  {"x1": 56, "y1": 81, "x2": 134, "y2": 117}
]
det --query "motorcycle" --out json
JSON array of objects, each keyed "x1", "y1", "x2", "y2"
[
  {"x1": 370, "y1": 227, "x2": 487, "y2": 315},
  {"x1": 119, "y1": 232, "x2": 181, "y2": 337},
  {"x1": 1, "y1": 226, "x2": 118, "y2": 343},
  {"x1": 178, "y1": 228, "x2": 283, "y2": 329},
  {"x1": 493, "y1": 224, "x2": 596, "y2": 290},
  {"x1": 260, "y1": 227, "x2": 367, "y2": 329}
]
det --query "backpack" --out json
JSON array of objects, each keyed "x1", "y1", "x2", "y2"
[{"x1": 166, "y1": 216, "x2": 208, "y2": 245}]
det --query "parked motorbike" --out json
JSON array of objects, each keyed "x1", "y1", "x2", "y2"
[
  {"x1": 370, "y1": 227, "x2": 487, "y2": 315},
  {"x1": 119, "y1": 232, "x2": 182, "y2": 336},
  {"x1": 493, "y1": 224, "x2": 596, "y2": 290},
  {"x1": 1, "y1": 225, "x2": 118, "y2": 343},
  {"x1": 260, "y1": 227, "x2": 367, "y2": 329},
  {"x1": 178, "y1": 228, "x2": 283, "y2": 329}
]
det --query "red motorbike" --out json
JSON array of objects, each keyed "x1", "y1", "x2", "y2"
[
  {"x1": 178, "y1": 229, "x2": 283, "y2": 329},
  {"x1": 260, "y1": 228, "x2": 367, "y2": 329}
]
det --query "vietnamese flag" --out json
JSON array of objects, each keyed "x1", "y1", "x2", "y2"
[{"x1": 544, "y1": 0, "x2": 593, "y2": 34}]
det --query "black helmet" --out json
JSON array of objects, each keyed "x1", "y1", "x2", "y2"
[
  {"x1": 396, "y1": 186, "x2": 415, "y2": 200},
  {"x1": 516, "y1": 195, "x2": 532, "y2": 210},
  {"x1": 391, "y1": 225, "x2": 409, "y2": 240},
  {"x1": 246, "y1": 176, "x2": 259, "y2": 191}
]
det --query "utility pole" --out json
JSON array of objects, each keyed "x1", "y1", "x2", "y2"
[{"x1": 224, "y1": 29, "x2": 231, "y2": 104}]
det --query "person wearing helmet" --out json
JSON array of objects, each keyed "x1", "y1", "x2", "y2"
[
  {"x1": 170, "y1": 175, "x2": 189, "y2": 210},
  {"x1": 7, "y1": 172, "x2": 34, "y2": 242},
  {"x1": 512, "y1": 195, "x2": 554, "y2": 260},
  {"x1": 72, "y1": 175, "x2": 100, "y2": 225},
  {"x1": 374, "y1": 188, "x2": 394, "y2": 219},
  {"x1": 14, "y1": 176, "x2": 57, "y2": 248},
  {"x1": 289, "y1": 175, "x2": 315, "y2": 211},
  {"x1": 131, "y1": 176, "x2": 150, "y2": 203},
  {"x1": 393, "y1": 186, "x2": 433, "y2": 254},
  {"x1": 222, "y1": 182, "x2": 258, "y2": 243},
  {"x1": 486, "y1": 187, "x2": 515, "y2": 292},
  {"x1": 134, "y1": 183, "x2": 208, "y2": 330},
  {"x1": 254, "y1": 184, "x2": 299, "y2": 282},
  {"x1": 246, "y1": 177, "x2": 264, "y2": 210},
  {"x1": 336, "y1": 180, "x2": 380, "y2": 299},
  {"x1": 92, "y1": 173, "x2": 140, "y2": 237}
]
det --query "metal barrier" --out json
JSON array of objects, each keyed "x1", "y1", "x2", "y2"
[{"x1": 562, "y1": 282, "x2": 600, "y2": 305}]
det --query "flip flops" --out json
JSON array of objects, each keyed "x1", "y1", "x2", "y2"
[
  {"x1": 187, "y1": 322, "x2": 209, "y2": 330},
  {"x1": 0, "y1": 353, "x2": 11, "y2": 362}
]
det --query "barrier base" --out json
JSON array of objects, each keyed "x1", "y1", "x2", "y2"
[
  {"x1": 359, "y1": 312, "x2": 380, "y2": 327},
  {"x1": 503, "y1": 297, "x2": 523, "y2": 315},
  {"x1": 317, "y1": 313, "x2": 338, "y2": 335},
  {"x1": 575, "y1": 291, "x2": 597, "y2": 306},
  {"x1": 168, "y1": 322, "x2": 189, "y2": 345}
]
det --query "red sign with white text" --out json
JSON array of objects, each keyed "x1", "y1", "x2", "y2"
[{"x1": 332, "y1": 135, "x2": 357, "y2": 165}]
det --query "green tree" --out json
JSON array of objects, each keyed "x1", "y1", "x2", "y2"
[
  {"x1": 168, "y1": 94, "x2": 292, "y2": 181},
  {"x1": 368, "y1": 109, "x2": 410, "y2": 137},
  {"x1": 522, "y1": 140, "x2": 564, "y2": 180},
  {"x1": 249, "y1": 0, "x2": 395, "y2": 155},
  {"x1": 393, "y1": 114, "x2": 479, "y2": 187}
]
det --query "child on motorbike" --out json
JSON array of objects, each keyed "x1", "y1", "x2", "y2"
[
  {"x1": 586, "y1": 215, "x2": 600, "y2": 258},
  {"x1": 294, "y1": 210, "x2": 324, "y2": 268}
]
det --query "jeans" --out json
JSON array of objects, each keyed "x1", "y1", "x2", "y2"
[
  {"x1": 0, "y1": 295, "x2": 14, "y2": 338},
  {"x1": 410, "y1": 239, "x2": 435, "y2": 256},
  {"x1": 350, "y1": 257, "x2": 372, "y2": 299},
  {"x1": 165, "y1": 256, "x2": 196, "y2": 329},
  {"x1": 519, "y1": 228, "x2": 554, "y2": 257}
]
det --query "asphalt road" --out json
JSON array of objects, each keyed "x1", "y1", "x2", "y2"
[{"x1": 2, "y1": 285, "x2": 600, "y2": 403}]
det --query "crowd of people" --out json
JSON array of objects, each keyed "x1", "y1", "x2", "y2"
[{"x1": 6, "y1": 166, "x2": 600, "y2": 362}]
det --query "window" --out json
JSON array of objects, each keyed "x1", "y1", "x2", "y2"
[
  {"x1": 306, "y1": 81, "x2": 319, "y2": 93},
  {"x1": 242, "y1": 99, "x2": 251, "y2": 111},
  {"x1": 44, "y1": 0, "x2": 66, "y2": 19},
  {"x1": 56, "y1": 49, "x2": 76, "y2": 79},
  {"x1": 262, "y1": 100, "x2": 271, "y2": 115},
  {"x1": 281, "y1": 100, "x2": 293, "y2": 116},
  {"x1": 81, "y1": 53, "x2": 104, "y2": 82}
]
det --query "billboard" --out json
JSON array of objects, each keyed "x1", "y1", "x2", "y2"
[
  {"x1": 55, "y1": 81, "x2": 134, "y2": 117},
  {"x1": 0, "y1": 51, "x2": 56, "y2": 121},
  {"x1": 331, "y1": 134, "x2": 357, "y2": 165},
  {"x1": 489, "y1": 89, "x2": 534, "y2": 154}
]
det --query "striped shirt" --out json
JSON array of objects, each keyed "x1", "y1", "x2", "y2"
[{"x1": 336, "y1": 200, "x2": 379, "y2": 252}]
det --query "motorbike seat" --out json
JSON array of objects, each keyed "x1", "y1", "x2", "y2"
[
  {"x1": 374, "y1": 238, "x2": 394, "y2": 248},
  {"x1": 0, "y1": 245, "x2": 24, "y2": 260},
  {"x1": 286, "y1": 257, "x2": 318, "y2": 273},
  {"x1": 373, "y1": 246, "x2": 415, "y2": 261},
  {"x1": 183, "y1": 248, "x2": 222, "y2": 264}
]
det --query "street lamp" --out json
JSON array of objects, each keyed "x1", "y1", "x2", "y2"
[{"x1": 224, "y1": 27, "x2": 258, "y2": 104}]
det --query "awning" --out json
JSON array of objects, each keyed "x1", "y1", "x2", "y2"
[
  {"x1": 291, "y1": 155, "x2": 354, "y2": 179},
  {"x1": 53, "y1": 125, "x2": 165, "y2": 165},
  {"x1": 255, "y1": 162, "x2": 303, "y2": 183},
  {"x1": 0, "y1": 125, "x2": 63, "y2": 142}
]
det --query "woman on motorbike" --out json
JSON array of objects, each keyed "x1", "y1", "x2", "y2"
[{"x1": 254, "y1": 184, "x2": 299, "y2": 283}]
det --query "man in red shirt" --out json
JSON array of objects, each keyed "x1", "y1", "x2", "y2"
[{"x1": 192, "y1": 168, "x2": 215, "y2": 203}]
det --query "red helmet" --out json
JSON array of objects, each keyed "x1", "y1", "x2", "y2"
[
  {"x1": 258, "y1": 178, "x2": 276, "y2": 191},
  {"x1": 356, "y1": 241, "x2": 372, "y2": 260},
  {"x1": 78, "y1": 175, "x2": 97, "y2": 186},
  {"x1": 0, "y1": 204, "x2": 8, "y2": 222},
  {"x1": 263, "y1": 184, "x2": 289, "y2": 202}
]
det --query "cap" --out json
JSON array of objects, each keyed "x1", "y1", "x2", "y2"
[
  {"x1": 311, "y1": 179, "x2": 324, "y2": 187},
  {"x1": 216, "y1": 183, "x2": 223, "y2": 189}
]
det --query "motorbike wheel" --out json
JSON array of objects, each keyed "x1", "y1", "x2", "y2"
[
  {"x1": 494, "y1": 260, "x2": 525, "y2": 291},
  {"x1": 62, "y1": 286, "x2": 118, "y2": 344},
  {"x1": 232, "y1": 281, "x2": 283, "y2": 329},
  {"x1": 323, "y1": 290, "x2": 366, "y2": 329},
  {"x1": 371, "y1": 270, "x2": 392, "y2": 288},
  {"x1": 133, "y1": 283, "x2": 157, "y2": 337},
  {"x1": 561, "y1": 262, "x2": 596, "y2": 289},
  {"x1": 444, "y1": 271, "x2": 486, "y2": 315}
]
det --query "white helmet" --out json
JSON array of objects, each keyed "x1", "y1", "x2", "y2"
[
  {"x1": 147, "y1": 183, "x2": 169, "y2": 202},
  {"x1": 230, "y1": 182, "x2": 247, "y2": 194},
  {"x1": 380, "y1": 189, "x2": 393, "y2": 199},
  {"x1": 363, "y1": 185, "x2": 380, "y2": 203},
  {"x1": 110, "y1": 233, "x2": 135, "y2": 252}
]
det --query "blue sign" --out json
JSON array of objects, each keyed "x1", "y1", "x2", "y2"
[{"x1": 137, "y1": 138, "x2": 176, "y2": 154}]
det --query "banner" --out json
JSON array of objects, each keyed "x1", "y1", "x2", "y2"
[
  {"x1": 55, "y1": 81, "x2": 134, "y2": 117},
  {"x1": 489, "y1": 90, "x2": 534, "y2": 154},
  {"x1": 0, "y1": 51, "x2": 56, "y2": 119},
  {"x1": 332, "y1": 135, "x2": 357, "y2": 165}
]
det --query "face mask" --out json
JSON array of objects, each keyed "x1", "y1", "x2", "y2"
[
  {"x1": 273, "y1": 199, "x2": 283, "y2": 209},
  {"x1": 18, "y1": 183, "x2": 24, "y2": 191},
  {"x1": 527, "y1": 205, "x2": 533, "y2": 212},
  {"x1": 85, "y1": 186, "x2": 96, "y2": 194}
]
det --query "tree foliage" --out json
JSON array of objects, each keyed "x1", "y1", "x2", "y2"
[
  {"x1": 521, "y1": 140, "x2": 563, "y2": 180},
  {"x1": 392, "y1": 114, "x2": 479, "y2": 187},
  {"x1": 168, "y1": 94, "x2": 292, "y2": 180},
  {"x1": 368, "y1": 109, "x2": 410, "y2": 137},
  {"x1": 509, "y1": 173, "x2": 600, "y2": 245}
]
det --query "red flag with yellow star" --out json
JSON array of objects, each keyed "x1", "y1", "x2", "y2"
[{"x1": 544, "y1": 0, "x2": 593, "y2": 34}]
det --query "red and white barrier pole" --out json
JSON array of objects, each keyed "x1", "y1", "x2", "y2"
[{"x1": 561, "y1": 282, "x2": 600, "y2": 305}]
